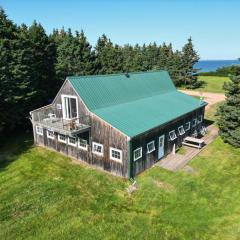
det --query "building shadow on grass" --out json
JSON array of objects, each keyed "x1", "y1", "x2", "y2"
[
  {"x1": 204, "y1": 119, "x2": 215, "y2": 127},
  {"x1": 0, "y1": 130, "x2": 33, "y2": 171}
]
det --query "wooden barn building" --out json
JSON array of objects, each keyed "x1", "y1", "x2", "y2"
[{"x1": 30, "y1": 70, "x2": 207, "y2": 178}]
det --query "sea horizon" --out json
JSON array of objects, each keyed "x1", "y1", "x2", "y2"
[{"x1": 195, "y1": 59, "x2": 239, "y2": 72}]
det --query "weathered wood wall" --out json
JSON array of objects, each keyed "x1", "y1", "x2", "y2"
[
  {"x1": 131, "y1": 107, "x2": 205, "y2": 176},
  {"x1": 31, "y1": 80, "x2": 129, "y2": 178},
  {"x1": 31, "y1": 79, "x2": 206, "y2": 179}
]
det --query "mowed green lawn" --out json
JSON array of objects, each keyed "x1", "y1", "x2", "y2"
[
  {"x1": 1, "y1": 135, "x2": 240, "y2": 240},
  {"x1": 1, "y1": 110, "x2": 240, "y2": 239},
  {"x1": 197, "y1": 76, "x2": 230, "y2": 93},
  {"x1": 179, "y1": 76, "x2": 230, "y2": 93}
]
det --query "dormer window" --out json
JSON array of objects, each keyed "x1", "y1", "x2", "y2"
[{"x1": 61, "y1": 95, "x2": 78, "y2": 120}]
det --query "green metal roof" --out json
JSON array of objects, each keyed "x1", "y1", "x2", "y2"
[{"x1": 68, "y1": 70, "x2": 207, "y2": 137}]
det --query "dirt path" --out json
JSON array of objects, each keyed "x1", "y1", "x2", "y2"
[{"x1": 179, "y1": 90, "x2": 225, "y2": 109}]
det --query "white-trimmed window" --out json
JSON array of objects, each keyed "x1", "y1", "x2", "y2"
[
  {"x1": 147, "y1": 141, "x2": 155, "y2": 153},
  {"x1": 47, "y1": 130, "x2": 54, "y2": 139},
  {"x1": 169, "y1": 130, "x2": 177, "y2": 141},
  {"x1": 61, "y1": 95, "x2": 78, "y2": 120},
  {"x1": 133, "y1": 147, "x2": 142, "y2": 161},
  {"x1": 68, "y1": 137, "x2": 77, "y2": 147},
  {"x1": 78, "y1": 138, "x2": 88, "y2": 150},
  {"x1": 185, "y1": 122, "x2": 191, "y2": 131},
  {"x1": 36, "y1": 126, "x2": 43, "y2": 136},
  {"x1": 92, "y1": 142, "x2": 104, "y2": 156},
  {"x1": 110, "y1": 147, "x2": 122, "y2": 162},
  {"x1": 192, "y1": 118, "x2": 197, "y2": 127},
  {"x1": 198, "y1": 115, "x2": 203, "y2": 123},
  {"x1": 178, "y1": 126, "x2": 185, "y2": 135},
  {"x1": 58, "y1": 134, "x2": 67, "y2": 143}
]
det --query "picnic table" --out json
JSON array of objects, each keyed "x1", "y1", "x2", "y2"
[{"x1": 182, "y1": 136, "x2": 205, "y2": 149}]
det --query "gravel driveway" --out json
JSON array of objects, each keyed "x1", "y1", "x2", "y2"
[{"x1": 179, "y1": 90, "x2": 225, "y2": 109}]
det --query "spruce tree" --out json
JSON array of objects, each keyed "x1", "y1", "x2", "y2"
[
  {"x1": 217, "y1": 75, "x2": 240, "y2": 147},
  {"x1": 0, "y1": 8, "x2": 18, "y2": 130},
  {"x1": 181, "y1": 37, "x2": 200, "y2": 89},
  {"x1": 27, "y1": 21, "x2": 56, "y2": 102},
  {"x1": 95, "y1": 34, "x2": 123, "y2": 74},
  {"x1": 168, "y1": 50, "x2": 182, "y2": 86},
  {"x1": 54, "y1": 29, "x2": 94, "y2": 85}
]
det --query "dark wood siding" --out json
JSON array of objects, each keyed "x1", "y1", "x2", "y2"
[{"x1": 131, "y1": 107, "x2": 205, "y2": 176}]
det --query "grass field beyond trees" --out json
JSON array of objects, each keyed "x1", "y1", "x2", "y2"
[
  {"x1": 1, "y1": 105, "x2": 240, "y2": 239},
  {"x1": 197, "y1": 76, "x2": 230, "y2": 93},
  {"x1": 180, "y1": 76, "x2": 230, "y2": 93}
]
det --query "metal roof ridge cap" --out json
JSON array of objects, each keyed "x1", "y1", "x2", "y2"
[{"x1": 66, "y1": 69, "x2": 168, "y2": 80}]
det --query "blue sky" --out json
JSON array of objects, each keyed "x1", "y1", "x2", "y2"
[{"x1": 1, "y1": 0, "x2": 239, "y2": 59}]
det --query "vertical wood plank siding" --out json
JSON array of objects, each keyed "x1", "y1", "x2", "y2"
[
  {"x1": 32, "y1": 81, "x2": 129, "y2": 178},
  {"x1": 131, "y1": 107, "x2": 205, "y2": 176},
  {"x1": 31, "y1": 79, "x2": 206, "y2": 178}
]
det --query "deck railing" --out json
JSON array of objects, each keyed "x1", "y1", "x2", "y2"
[{"x1": 31, "y1": 104, "x2": 91, "y2": 134}]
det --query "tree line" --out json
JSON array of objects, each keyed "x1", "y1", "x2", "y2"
[
  {"x1": 199, "y1": 65, "x2": 240, "y2": 77},
  {"x1": 0, "y1": 8, "x2": 200, "y2": 132}
]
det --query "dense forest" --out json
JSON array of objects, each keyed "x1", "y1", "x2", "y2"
[{"x1": 0, "y1": 8, "x2": 200, "y2": 132}]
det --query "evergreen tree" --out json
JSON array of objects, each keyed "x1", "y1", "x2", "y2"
[
  {"x1": 122, "y1": 44, "x2": 134, "y2": 72},
  {"x1": 217, "y1": 74, "x2": 240, "y2": 147},
  {"x1": 0, "y1": 8, "x2": 18, "y2": 130},
  {"x1": 54, "y1": 29, "x2": 94, "y2": 86},
  {"x1": 181, "y1": 37, "x2": 200, "y2": 88},
  {"x1": 132, "y1": 44, "x2": 145, "y2": 71},
  {"x1": 27, "y1": 21, "x2": 56, "y2": 101},
  {"x1": 168, "y1": 50, "x2": 182, "y2": 86},
  {"x1": 0, "y1": 9, "x2": 56, "y2": 131},
  {"x1": 95, "y1": 34, "x2": 123, "y2": 74}
]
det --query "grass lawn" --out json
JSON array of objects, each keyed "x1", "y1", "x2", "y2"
[
  {"x1": 179, "y1": 76, "x2": 230, "y2": 93},
  {"x1": 1, "y1": 107, "x2": 240, "y2": 239},
  {"x1": 1, "y1": 135, "x2": 240, "y2": 240}
]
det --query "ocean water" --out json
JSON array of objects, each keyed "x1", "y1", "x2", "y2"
[{"x1": 195, "y1": 60, "x2": 240, "y2": 72}]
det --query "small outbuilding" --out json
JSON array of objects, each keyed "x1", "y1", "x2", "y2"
[{"x1": 30, "y1": 70, "x2": 207, "y2": 178}]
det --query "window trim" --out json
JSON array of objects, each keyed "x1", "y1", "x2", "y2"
[
  {"x1": 198, "y1": 115, "x2": 203, "y2": 123},
  {"x1": 169, "y1": 130, "x2": 177, "y2": 141},
  {"x1": 61, "y1": 94, "x2": 79, "y2": 120},
  {"x1": 47, "y1": 130, "x2": 55, "y2": 139},
  {"x1": 147, "y1": 140, "x2": 155, "y2": 153},
  {"x1": 178, "y1": 125, "x2": 185, "y2": 136},
  {"x1": 58, "y1": 134, "x2": 67, "y2": 143},
  {"x1": 110, "y1": 147, "x2": 122, "y2": 162},
  {"x1": 133, "y1": 147, "x2": 142, "y2": 161},
  {"x1": 185, "y1": 121, "x2": 191, "y2": 131},
  {"x1": 92, "y1": 142, "x2": 104, "y2": 156},
  {"x1": 78, "y1": 138, "x2": 88, "y2": 150},
  {"x1": 192, "y1": 118, "x2": 197, "y2": 127},
  {"x1": 68, "y1": 137, "x2": 77, "y2": 147},
  {"x1": 36, "y1": 126, "x2": 43, "y2": 136}
]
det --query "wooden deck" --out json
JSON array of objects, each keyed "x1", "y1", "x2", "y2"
[
  {"x1": 37, "y1": 118, "x2": 90, "y2": 136},
  {"x1": 155, "y1": 125, "x2": 219, "y2": 171}
]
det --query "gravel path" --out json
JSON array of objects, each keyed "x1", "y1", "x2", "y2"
[{"x1": 179, "y1": 90, "x2": 225, "y2": 109}]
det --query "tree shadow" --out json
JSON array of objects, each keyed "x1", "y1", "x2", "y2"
[
  {"x1": 204, "y1": 119, "x2": 215, "y2": 127},
  {"x1": 198, "y1": 80, "x2": 207, "y2": 88},
  {"x1": 0, "y1": 130, "x2": 33, "y2": 172}
]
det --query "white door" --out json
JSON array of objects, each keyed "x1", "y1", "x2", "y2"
[
  {"x1": 158, "y1": 135, "x2": 165, "y2": 159},
  {"x1": 61, "y1": 95, "x2": 78, "y2": 120}
]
